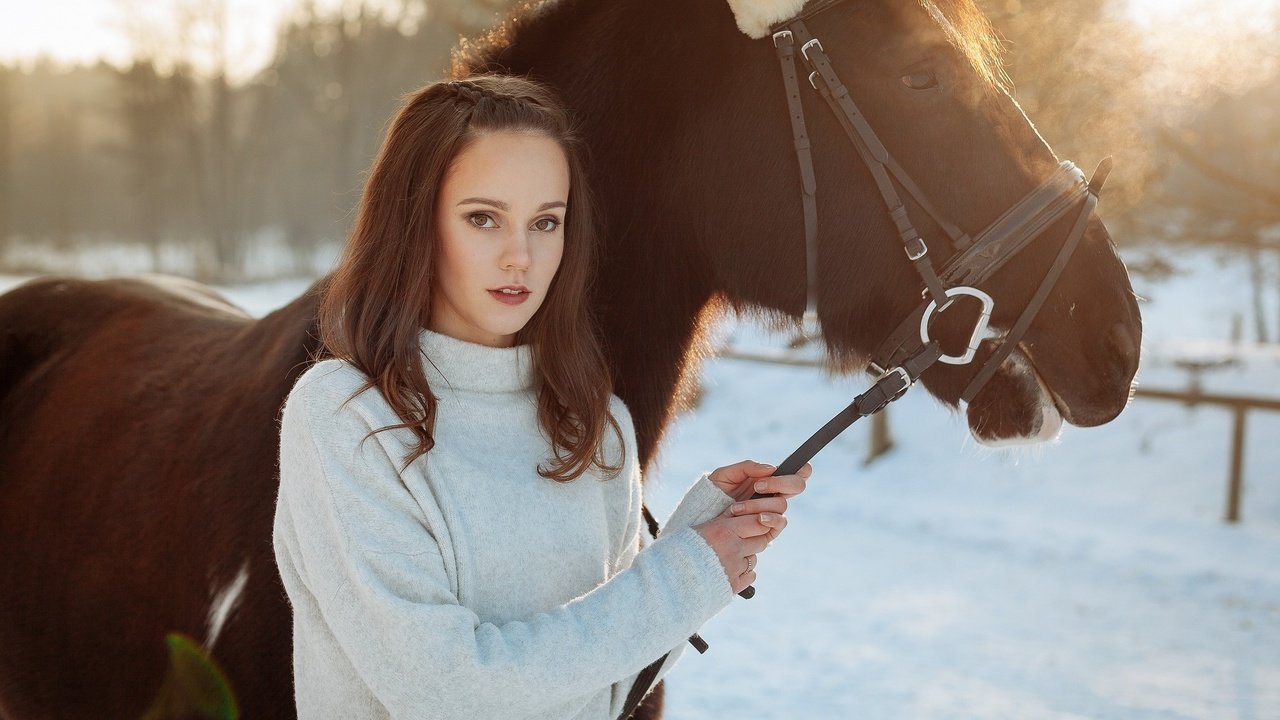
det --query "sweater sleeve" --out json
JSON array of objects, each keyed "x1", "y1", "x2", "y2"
[
  {"x1": 273, "y1": 375, "x2": 735, "y2": 719},
  {"x1": 604, "y1": 400, "x2": 738, "y2": 716}
]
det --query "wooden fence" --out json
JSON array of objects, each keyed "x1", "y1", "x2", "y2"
[{"x1": 1131, "y1": 386, "x2": 1280, "y2": 523}]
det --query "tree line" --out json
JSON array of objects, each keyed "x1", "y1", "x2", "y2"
[
  {"x1": 0, "y1": 0, "x2": 504, "y2": 280},
  {"x1": 0, "y1": 0, "x2": 1276, "y2": 296}
]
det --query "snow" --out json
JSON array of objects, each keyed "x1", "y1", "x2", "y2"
[
  {"x1": 643, "y1": 342, "x2": 1279, "y2": 720},
  {"x1": 1, "y1": 244, "x2": 1278, "y2": 719}
]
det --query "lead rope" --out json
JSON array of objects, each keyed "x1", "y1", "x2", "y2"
[{"x1": 617, "y1": 340, "x2": 945, "y2": 720}]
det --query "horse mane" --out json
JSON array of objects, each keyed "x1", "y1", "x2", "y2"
[
  {"x1": 449, "y1": 0, "x2": 566, "y2": 76},
  {"x1": 453, "y1": 1, "x2": 1009, "y2": 89}
]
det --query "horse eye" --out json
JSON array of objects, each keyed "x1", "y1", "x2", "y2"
[{"x1": 902, "y1": 70, "x2": 939, "y2": 91}]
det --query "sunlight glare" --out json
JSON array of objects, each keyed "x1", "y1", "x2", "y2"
[
  {"x1": 0, "y1": 0, "x2": 394, "y2": 84},
  {"x1": 1127, "y1": 0, "x2": 1280, "y2": 120}
]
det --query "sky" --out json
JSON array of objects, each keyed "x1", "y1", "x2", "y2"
[
  {"x1": 0, "y1": 0, "x2": 1275, "y2": 84},
  {"x1": 0, "y1": 0, "x2": 366, "y2": 84}
]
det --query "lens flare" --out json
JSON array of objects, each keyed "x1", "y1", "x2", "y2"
[{"x1": 140, "y1": 631, "x2": 239, "y2": 720}]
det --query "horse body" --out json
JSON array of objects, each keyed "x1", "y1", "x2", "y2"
[
  {"x1": 0, "y1": 0, "x2": 1140, "y2": 717},
  {"x1": 0, "y1": 275, "x2": 323, "y2": 717}
]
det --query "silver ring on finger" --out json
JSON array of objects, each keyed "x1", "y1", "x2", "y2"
[{"x1": 744, "y1": 554, "x2": 755, "y2": 575}]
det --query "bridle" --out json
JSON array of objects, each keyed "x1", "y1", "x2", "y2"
[
  {"x1": 776, "y1": 0, "x2": 1112, "y2": 405},
  {"x1": 619, "y1": 3, "x2": 1112, "y2": 717}
]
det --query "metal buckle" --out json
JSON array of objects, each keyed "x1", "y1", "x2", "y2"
[
  {"x1": 801, "y1": 38, "x2": 824, "y2": 61},
  {"x1": 772, "y1": 30, "x2": 793, "y2": 48},
  {"x1": 808, "y1": 71, "x2": 820, "y2": 90},
  {"x1": 918, "y1": 286, "x2": 995, "y2": 365},
  {"x1": 875, "y1": 366, "x2": 913, "y2": 402},
  {"x1": 904, "y1": 237, "x2": 928, "y2": 261}
]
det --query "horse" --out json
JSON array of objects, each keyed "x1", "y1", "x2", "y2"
[{"x1": 0, "y1": 0, "x2": 1141, "y2": 717}]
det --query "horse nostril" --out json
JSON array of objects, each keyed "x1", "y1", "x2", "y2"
[{"x1": 1110, "y1": 322, "x2": 1138, "y2": 364}]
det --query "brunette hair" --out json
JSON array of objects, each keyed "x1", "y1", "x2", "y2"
[{"x1": 317, "y1": 73, "x2": 623, "y2": 482}]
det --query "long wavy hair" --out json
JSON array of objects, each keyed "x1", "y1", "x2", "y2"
[{"x1": 317, "y1": 73, "x2": 623, "y2": 482}]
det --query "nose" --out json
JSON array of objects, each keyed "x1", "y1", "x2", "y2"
[
  {"x1": 1110, "y1": 321, "x2": 1137, "y2": 364},
  {"x1": 1106, "y1": 318, "x2": 1141, "y2": 383},
  {"x1": 502, "y1": 229, "x2": 532, "y2": 271}
]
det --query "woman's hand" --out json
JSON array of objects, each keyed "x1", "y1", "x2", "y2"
[
  {"x1": 692, "y1": 460, "x2": 812, "y2": 594},
  {"x1": 692, "y1": 508, "x2": 782, "y2": 595},
  {"x1": 708, "y1": 459, "x2": 812, "y2": 502}
]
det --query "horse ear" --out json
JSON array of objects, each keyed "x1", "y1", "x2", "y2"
[{"x1": 726, "y1": 0, "x2": 809, "y2": 38}]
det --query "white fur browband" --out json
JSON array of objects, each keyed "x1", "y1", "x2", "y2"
[{"x1": 726, "y1": 0, "x2": 810, "y2": 38}]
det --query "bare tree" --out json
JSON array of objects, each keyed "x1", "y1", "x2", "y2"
[
  {"x1": 0, "y1": 65, "x2": 12, "y2": 256},
  {"x1": 115, "y1": 59, "x2": 171, "y2": 270}
]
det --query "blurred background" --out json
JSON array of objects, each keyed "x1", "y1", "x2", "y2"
[
  {"x1": 0, "y1": 0, "x2": 1275, "y2": 292},
  {"x1": 2, "y1": 2, "x2": 1279, "y2": 718}
]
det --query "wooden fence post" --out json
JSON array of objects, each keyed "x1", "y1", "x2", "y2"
[
  {"x1": 864, "y1": 407, "x2": 892, "y2": 465},
  {"x1": 1225, "y1": 403, "x2": 1247, "y2": 523}
]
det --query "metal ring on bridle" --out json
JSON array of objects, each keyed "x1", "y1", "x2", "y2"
[{"x1": 919, "y1": 286, "x2": 995, "y2": 365}]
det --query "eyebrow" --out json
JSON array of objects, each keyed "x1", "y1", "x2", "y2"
[{"x1": 456, "y1": 197, "x2": 566, "y2": 212}]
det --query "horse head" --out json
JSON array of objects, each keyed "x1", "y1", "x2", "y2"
[{"x1": 465, "y1": 0, "x2": 1142, "y2": 452}]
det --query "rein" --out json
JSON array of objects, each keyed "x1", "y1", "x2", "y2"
[{"x1": 620, "y1": 3, "x2": 1112, "y2": 716}]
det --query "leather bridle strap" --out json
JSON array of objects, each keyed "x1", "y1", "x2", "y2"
[
  {"x1": 942, "y1": 161, "x2": 1094, "y2": 286},
  {"x1": 774, "y1": 340, "x2": 944, "y2": 463},
  {"x1": 790, "y1": 20, "x2": 973, "y2": 253},
  {"x1": 774, "y1": 30, "x2": 822, "y2": 336},
  {"x1": 784, "y1": 19, "x2": 953, "y2": 310},
  {"x1": 869, "y1": 159, "x2": 1112, "y2": 398},
  {"x1": 958, "y1": 159, "x2": 1112, "y2": 402}
]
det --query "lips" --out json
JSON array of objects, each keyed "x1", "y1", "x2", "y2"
[{"x1": 488, "y1": 287, "x2": 530, "y2": 306}]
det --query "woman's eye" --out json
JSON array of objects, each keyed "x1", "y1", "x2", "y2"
[
  {"x1": 902, "y1": 69, "x2": 939, "y2": 91},
  {"x1": 533, "y1": 217, "x2": 561, "y2": 232},
  {"x1": 468, "y1": 213, "x2": 497, "y2": 229}
]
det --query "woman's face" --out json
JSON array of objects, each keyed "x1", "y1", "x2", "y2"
[{"x1": 430, "y1": 130, "x2": 568, "y2": 348}]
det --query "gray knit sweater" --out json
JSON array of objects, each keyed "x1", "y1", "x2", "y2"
[{"x1": 272, "y1": 327, "x2": 737, "y2": 719}]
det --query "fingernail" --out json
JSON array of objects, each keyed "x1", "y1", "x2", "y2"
[
  {"x1": 755, "y1": 480, "x2": 768, "y2": 492},
  {"x1": 760, "y1": 513, "x2": 773, "y2": 523},
  {"x1": 732, "y1": 502, "x2": 744, "y2": 513},
  {"x1": 762, "y1": 463, "x2": 776, "y2": 470}
]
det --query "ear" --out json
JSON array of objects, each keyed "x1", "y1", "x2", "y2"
[{"x1": 726, "y1": 0, "x2": 809, "y2": 38}]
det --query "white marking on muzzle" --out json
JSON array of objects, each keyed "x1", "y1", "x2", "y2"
[
  {"x1": 726, "y1": 0, "x2": 810, "y2": 38},
  {"x1": 974, "y1": 350, "x2": 1063, "y2": 448},
  {"x1": 206, "y1": 559, "x2": 250, "y2": 650}
]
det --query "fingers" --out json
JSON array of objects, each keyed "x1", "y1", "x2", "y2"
[
  {"x1": 731, "y1": 569, "x2": 758, "y2": 594},
  {"x1": 728, "y1": 496, "x2": 788, "y2": 517},
  {"x1": 742, "y1": 531, "x2": 773, "y2": 555},
  {"x1": 728, "y1": 499, "x2": 788, "y2": 542},
  {"x1": 709, "y1": 460, "x2": 777, "y2": 489},
  {"x1": 721, "y1": 511, "x2": 786, "y2": 541},
  {"x1": 751, "y1": 462, "x2": 811, "y2": 498}
]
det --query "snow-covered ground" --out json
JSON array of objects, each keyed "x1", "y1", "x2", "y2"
[{"x1": 1, "y1": 243, "x2": 1278, "y2": 719}]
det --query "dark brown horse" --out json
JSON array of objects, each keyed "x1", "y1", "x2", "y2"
[{"x1": 0, "y1": 0, "x2": 1141, "y2": 717}]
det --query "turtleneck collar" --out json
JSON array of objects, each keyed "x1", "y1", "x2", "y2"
[{"x1": 417, "y1": 327, "x2": 534, "y2": 394}]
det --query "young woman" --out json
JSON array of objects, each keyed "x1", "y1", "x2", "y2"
[{"x1": 271, "y1": 73, "x2": 812, "y2": 719}]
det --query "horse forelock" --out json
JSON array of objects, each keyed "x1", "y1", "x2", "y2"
[
  {"x1": 727, "y1": 0, "x2": 1009, "y2": 92},
  {"x1": 725, "y1": 0, "x2": 808, "y2": 38}
]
